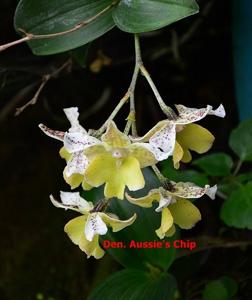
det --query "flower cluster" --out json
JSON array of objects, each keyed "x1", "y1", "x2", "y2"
[{"x1": 40, "y1": 103, "x2": 225, "y2": 259}]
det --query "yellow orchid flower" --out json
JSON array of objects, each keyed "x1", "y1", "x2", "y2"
[
  {"x1": 82, "y1": 120, "x2": 168, "y2": 199},
  {"x1": 39, "y1": 107, "x2": 169, "y2": 198},
  {"x1": 126, "y1": 182, "x2": 217, "y2": 239},
  {"x1": 131, "y1": 104, "x2": 225, "y2": 169},
  {"x1": 50, "y1": 191, "x2": 136, "y2": 259}
]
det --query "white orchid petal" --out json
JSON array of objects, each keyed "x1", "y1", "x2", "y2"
[
  {"x1": 63, "y1": 107, "x2": 87, "y2": 133},
  {"x1": 60, "y1": 191, "x2": 93, "y2": 211},
  {"x1": 205, "y1": 184, "x2": 217, "y2": 200},
  {"x1": 170, "y1": 182, "x2": 217, "y2": 200},
  {"x1": 65, "y1": 151, "x2": 89, "y2": 177},
  {"x1": 149, "y1": 123, "x2": 176, "y2": 157},
  {"x1": 49, "y1": 193, "x2": 92, "y2": 213},
  {"x1": 85, "y1": 213, "x2": 108, "y2": 241},
  {"x1": 136, "y1": 143, "x2": 169, "y2": 162},
  {"x1": 39, "y1": 124, "x2": 65, "y2": 141},
  {"x1": 175, "y1": 104, "x2": 226, "y2": 125},
  {"x1": 175, "y1": 105, "x2": 212, "y2": 125},
  {"x1": 209, "y1": 104, "x2": 226, "y2": 118},
  {"x1": 64, "y1": 132, "x2": 101, "y2": 153},
  {"x1": 155, "y1": 195, "x2": 173, "y2": 212}
]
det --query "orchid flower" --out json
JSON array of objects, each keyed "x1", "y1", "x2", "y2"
[
  {"x1": 131, "y1": 104, "x2": 225, "y2": 168},
  {"x1": 126, "y1": 181, "x2": 217, "y2": 239},
  {"x1": 40, "y1": 107, "x2": 169, "y2": 199},
  {"x1": 50, "y1": 191, "x2": 136, "y2": 259},
  {"x1": 82, "y1": 120, "x2": 170, "y2": 199}
]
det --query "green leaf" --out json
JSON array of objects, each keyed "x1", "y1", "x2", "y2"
[
  {"x1": 203, "y1": 280, "x2": 228, "y2": 300},
  {"x1": 161, "y1": 159, "x2": 209, "y2": 186},
  {"x1": 202, "y1": 277, "x2": 238, "y2": 300},
  {"x1": 14, "y1": 0, "x2": 115, "y2": 55},
  {"x1": 113, "y1": 0, "x2": 199, "y2": 33},
  {"x1": 192, "y1": 153, "x2": 233, "y2": 176},
  {"x1": 217, "y1": 183, "x2": 237, "y2": 197},
  {"x1": 220, "y1": 276, "x2": 238, "y2": 297},
  {"x1": 103, "y1": 168, "x2": 176, "y2": 271},
  {"x1": 220, "y1": 183, "x2": 252, "y2": 229},
  {"x1": 236, "y1": 172, "x2": 252, "y2": 183},
  {"x1": 229, "y1": 119, "x2": 252, "y2": 161},
  {"x1": 88, "y1": 269, "x2": 177, "y2": 300}
]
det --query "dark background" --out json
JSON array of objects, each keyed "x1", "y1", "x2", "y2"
[{"x1": 1, "y1": 0, "x2": 250, "y2": 299}]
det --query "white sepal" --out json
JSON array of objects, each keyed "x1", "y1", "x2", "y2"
[
  {"x1": 64, "y1": 107, "x2": 87, "y2": 133},
  {"x1": 39, "y1": 124, "x2": 65, "y2": 141}
]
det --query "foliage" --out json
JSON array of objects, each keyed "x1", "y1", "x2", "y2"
[
  {"x1": 88, "y1": 269, "x2": 177, "y2": 300},
  {"x1": 14, "y1": 0, "x2": 199, "y2": 55},
  {"x1": 202, "y1": 276, "x2": 238, "y2": 300},
  {"x1": 1, "y1": 0, "x2": 251, "y2": 299}
]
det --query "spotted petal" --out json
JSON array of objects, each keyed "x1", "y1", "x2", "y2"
[
  {"x1": 169, "y1": 199, "x2": 201, "y2": 229},
  {"x1": 149, "y1": 123, "x2": 176, "y2": 157},
  {"x1": 64, "y1": 216, "x2": 105, "y2": 259},
  {"x1": 64, "y1": 132, "x2": 101, "y2": 153},
  {"x1": 50, "y1": 192, "x2": 93, "y2": 213},
  {"x1": 39, "y1": 124, "x2": 65, "y2": 141},
  {"x1": 170, "y1": 182, "x2": 217, "y2": 200},
  {"x1": 64, "y1": 151, "x2": 89, "y2": 177},
  {"x1": 102, "y1": 121, "x2": 131, "y2": 148},
  {"x1": 175, "y1": 104, "x2": 226, "y2": 125},
  {"x1": 84, "y1": 213, "x2": 108, "y2": 241},
  {"x1": 100, "y1": 212, "x2": 137, "y2": 232}
]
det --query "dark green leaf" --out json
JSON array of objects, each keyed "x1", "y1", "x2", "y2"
[
  {"x1": 161, "y1": 159, "x2": 209, "y2": 186},
  {"x1": 236, "y1": 172, "x2": 252, "y2": 183},
  {"x1": 203, "y1": 281, "x2": 228, "y2": 300},
  {"x1": 14, "y1": 0, "x2": 115, "y2": 55},
  {"x1": 220, "y1": 183, "x2": 252, "y2": 229},
  {"x1": 202, "y1": 277, "x2": 238, "y2": 300},
  {"x1": 88, "y1": 269, "x2": 177, "y2": 300},
  {"x1": 192, "y1": 153, "x2": 233, "y2": 176},
  {"x1": 103, "y1": 168, "x2": 176, "y2": 271},
  {"x1": 220, "y1": 276, "x2": 238, "y2": 297},
  {"x1": 217, "y1": 183, "x2": 237, "y2": 197},
  {"x1": 113, "y1": 0, "x2": 199, "y2": 33},
  {"x1": 229, "y1": 119, "x2": 252, "y2": 161}
]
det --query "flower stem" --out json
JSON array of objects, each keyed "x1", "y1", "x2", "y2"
[
  {"x1": 95, "y1": 34, "x2": 176, "y2": 137},
  {"x1": 139, "y1": 64, "x2": 176, "y2": 120},
  {"x1": 152, "y1": 165, "x2": 167, "y2": 183},
  {"x1": 124, "y1": 35, "x2": 141, "y2": 136},
  {"x1": 91, "y1": 91, "x2": 130, "y2": 137}
]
